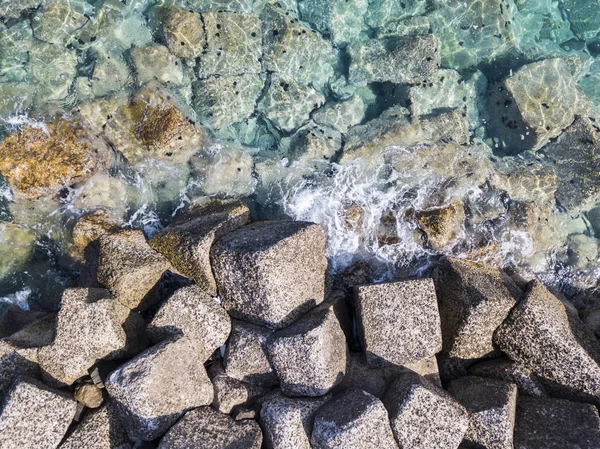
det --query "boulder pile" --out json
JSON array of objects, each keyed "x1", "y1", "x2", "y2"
[{"x1": 1, "y1": 199, "x2": 600, "y2": 448}]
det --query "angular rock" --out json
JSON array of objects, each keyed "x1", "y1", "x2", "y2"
[
  {"x1": 258, "y1": 74, "x2": 326, "y2": 132},
  {"x1": 97, "y1": 230, "x2": 171, "y2": 310},
  {"x1": 130, "y1": 45, "x2": 184, "y2": 86},
  {"x1": 266, "y1": 304, "x2": 347, "y2": 397},
  {"x1": 31, "y1": 0, "x2": 90, "y2": 44},
  {"x1": 71, "y1": 209, "x2": 120, "y2": 260},
  {"x1": 29, "y1": 42, "x2": 77, "y2": 101},
  {"x1": 383, "y1": 372, "x2": 469, "y2": 449},
  {"x1": 208, "y1": 361, "x2": 270, "y2": 414},
  {"x1": 433, "y1": 257, "x2": 521, "y2": 379},
  {"x1": 349, "y1": 35, "x2": 439, "y2": 86},
  {"x1": 149, "y1": 199, "x2": 250, "y2": 295},
  {"x1": 0, "y1": 306, "x2": 47, "y2": 339},
  {"x1": 260, "y1": 391, "x2": 329, "y2": 449},
  {"x1": 298, "y1": 0, "x2": 367, "y2": 45},
  {"x1": 37, "y1": 288, "x2": 132, "y2": 386},
  {"x1": 514, "y1": 396, "x2": 600, "y2": 449},
  {"x1": 494, "y1": 280, "x2": 600, "y2": 406},
  {"x1": 468, "y1": 357, "x2": 548, "y2": 397},
  {"x1": 562, "y1": 0, "x2": 600, "y2": 41},
  {"x1": 414, "y1": 202, "x2": 465, "y2": 250},
  {"x1": 105, "y1": 337, "x2": 214, "y2": 441},
  {"x1": 198, "y1": 12, "x2": 262, "y2": 78},
  {"x1": 6, "y1": 314, "x2": 56, "y2": 348},
  {"x1": 158, "y1": 407, "x2": 263, "y2": 449},
  {"x1": 448, "y1": 376, "x2": 517, "y2": 449},
  {"x1": 74, "y1": 380, "x2": 104, "y2": 409},
  {"x1": 0, "y1": 377, "x2": 77, "y2": 449},
  {"x1": 224, "y1": 320, "x2": 277, "y2": 386},
  {"x1": 160, "y1": 7, "x2": 206, "y2": 59},
  {"x1": 193, "y1": 73, "x2": 264, "y2": 129},
  {"x1": 0, "y1": 120, "x2": 111, "y2": 200},
  {"x1": 280, "y1": 122, "x2": 342, "y2": 173},
  {"x1": 354, "y1": 278, "x2": 442, "y2": 367},
  {"x1": 311, "y1": 389, "x2": 398, "y2": 449},
  {"x1": 312, "y1": 93, "x2": 368, "y2": 134},
  {"x1": 59, "y1": 402, "x2": 131, "y2": 449},
  {"x1": 0, "y1": 341, "x2": 39, "y2": 392},
  {"x1": 90, "y1": 48, "x2": 130, "y2": 98},
  {"x1": 211, "y1": 220, "x2": 327, "y2": 329}
]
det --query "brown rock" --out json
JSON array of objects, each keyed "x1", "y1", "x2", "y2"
[
  {"x1": 414, "y1": 202, "x2": 465, "y2": 250},
  {"x1": 74, "y1": 380, "x2": 104, "y2": 409}
]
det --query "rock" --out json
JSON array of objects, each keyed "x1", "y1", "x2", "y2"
[
  {"x1": 353, "y1": 278, "x2": 442, "y2": 368},
  {"x1": 198, "y1": 12, "x2": 262, "y2": 78},
  {"x1": 414, "y1": 201, "x2": 465, "y2": 250},
  {"x1": 90, "y1": 48, "x2": 130, "y2": 98},
  {"x1": 149, "y1": 199, "x2": 250, "y2": 295},
  {"x1": 260, "y1": 391, "x2": 329, "y2": 449},
  {"x1": 160, "y1": 7, "x2": 206, "y2": 59},
  {"x1": 0, "y1": 306, "x2": 47, "y2": 339},
  {"x1": 494, "y1": 280, "x2": 600, "y2": 406},
  {"x1": 345, "y1": 353, "x2": 403, "y2": 398},
  {"x1": 349, "y1": 34, "x2": 439, "y2": 86},
  {"x1": 74, "y1": 380, "x2": 104, "y2": 409},
  {"x1": 97, "y1": 230, "x2": 171, "y2": 310},
  {"x1": 468, "y1": 357, "x2": 548, "y2": 397},
  {"x1": 298, "y1": 0, "x2": 367, "y2": 45},
  {"x1": 583, "y1": 305, "x2": 600, "y2": 338},
  {"x1": 487, "y1": 58, "x2": 593, "y2": 153},
  {"x1": 312, "y1": 93, "x2": 368, "y2": 134},
  {"x1": 37, "y1": 288, "x2": 133, "y2": 387},
  {"x1": 561, "y1": 0, "x2": 600, "y2": 41},
  {"x1": 192, "y1": 73, "x2": 264, "y2": 129},
  {"x1": 377, "y1": 15, "x2": 431, "y2": 38},
  {"x1": 0, "y1": 376, "x2": 77, "y2": 449},
  {"x1": 383, "y1": 372, "x2": 469, "y2": 449},
  {"x1": 365, "y1": 0, "x2": 428, "y2": 29},
  {"x1": 433, "y1": 257, "x2": 521, "y2": 379},
  {"x1": 514, "y1": 396, "x2": 600, "y2": 449},
  {"x1": 7, "y1": 314, "x2": 56, "y2": 348},
  {"x1": 71, "y1": 210, "x2": 120, "y2": 260},
  {"x1": 0, "y1": 21, "x2": 33, "y2": 83},
  {"x1": 266, "y1": 304, "x2": 347, "y2": 397},
  {"x1": 0, "y1": 120, "x2": 112, "y2": 200},
  {"x1": 105, "y1": 337, "x2": 214, "y2": 441},
  {"x1": 258, "y1": 74, "x2": 326, "y2": 132},
  {"x1": 58, "y1": 401, "x2": 131, "y2": 449},
  {"x1": 147, "y1": 285, "x2": 231, "y2": 357},
  {"x1": 311, "y1": 389, "x2": 398, "y2": 449},
  {"x1": 224, "y1": 320, "x2": 277, "y2": 386},
  {"x1": 208, "y1": 362, "x2": 270, "y2": 414},
  {"x1": 31, "y1": 0, "x2": 91, "y2": 44},
  {"x1": 0, "y1": 0, "x2": 41, "y2": 20},
  {"x1": 29, "y1": 42, "x2": 77, "y2": 102},
  {"x1": 280, "y1": 122, "x2": 342, "y2": 173},
  {"x1": 0, "y1": 341, "x2": 39, "y2": 392},
  {"x1": 130, "y1": 45, "x2": 184, "y2": 86},
  {"x1": 158, "y1": 406, "x2": 263, "y2": 449},
  {"x1": 448, "y1": 376, "x2": 517, "y2": 449},
  {"x1": 211, "y1": 220, "x2": 327, "y2": 329}
]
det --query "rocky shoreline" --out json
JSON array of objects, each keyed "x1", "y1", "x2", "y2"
[{"x1": 0, "y1": 199, "x2": 599, "y2": 448}]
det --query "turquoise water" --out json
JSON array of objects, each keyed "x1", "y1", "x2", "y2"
[{"x1": 0, "y1": 0, "x2": 600, "y2": 311}]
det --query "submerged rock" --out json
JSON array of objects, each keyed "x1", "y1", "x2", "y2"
[
  {"x1": 130, "y1": 45, "x2": 185, "y2": 86},
  {"x1": 298, "y1": 0, "x2": 367, "y2": 45},
  {"x1": 312, "y1": 93, "x2": 368, "y2": 133},
  {"x1": 31, "y1": 0, "x2": 91, "y2": 45},
  {"x1": 29, "y1": 42, "x2": 77, "y2": 102},
  {"x1": 365, "y1": 0, "x2": 428, "y2": 30},
  {"x1": 160, "y1": 7, "x2": 206, "y2": 59},
  {"x1": 414, "y1": 201, "x2": 465, "y2": 250}
]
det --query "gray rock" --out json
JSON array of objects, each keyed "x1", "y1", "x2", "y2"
[
  {"x1": 160, "y1": 7, "x2": 206, "y2": 59},
  {"x1": 266, "y1": 305, "x2": 347, "y2": 397},
  {"x1": 312, "y1": 93, "x2": 368, "y2": 134},
  {"x1": 29, "y1": 41, "x2": 77, "y2": 102},
  {"x1": 514, "y1": 396, "x2": 600, "y2": 449},
  {"x1": 149, "y1": 199, "x2": 250, "y2": 296},
  {"x1": 224, "y1": 320, "x2": 277, "y2": 386},
  {"x1": 365, "y1": 0, "x2": 427, "y2": 30},
  {"x1": 349, "y1": 35, "x2": 439, "y2": 86},
  {"x1": 211, "y1": 220, "x2": 327, "y2": 329},
  {"x1": 6, "y1": 314, "x2": 56, "y2": 348},
  {"x1": 147, "y1": 285, "x2": 231, "y2": 358},
  {"x1": 197, "y1": 12, "x2": 262, "y2": 78},
  {"x1": 0, "y1": 377, "x2": 77, "y2": 449},
  {"x1": 0, "y1": 306, "x2": 47, "y2": 339},
  {"x1": 0, "y1": 341, "x2": 39, "y2": 392},
  {"x1": 311, "y1": 389, "x2": 398, "y2": 449},
  {"x1": 97, "y1": 230, "x2": 172, "y2": 310},
  {"x1": 260, "y1": 391, "x2": 329, "y2": 449},
  {"x1": 38, "y1": 288, "x2": 133, "y2": 387},
  {"x1": 433, "y1": 257, "x2": 521, "y2": 379},
  {"x1": 31, "y1": 0, "x2": 91, "y2": 44},
  {"x1": 468, "y1": 357, "x2": 548, "y2": 397},
  {"x1": 158, "y1": 406, "x2": 262, "y2": 449},
  {"x1": 297, "y1": 0, "x2": 367, "y2": 45},
  {"x1": 58, "y1": 402, "x2": 131, "y2": 449},
  {"x1": 208, "y1": 362, "x2": 270, "y2": 414},
  {"x1": 129, "y1": 45, "x2": 184, "y2": 86},
  {"x1": 105, "y1": 337, "x2": 214, "y2": 441},
  {"x1": 494, "y1": 280, "x2": 600, "y2": 406},
  {"x1": 383, "y1": 372, "x2": 469, "y2": 449},
  {"x1": 354, "y1": 278, "x2": 442, "y2": 368},
  {"x1": 448, "y1": 376, "x2": 517, "y2": 449}
]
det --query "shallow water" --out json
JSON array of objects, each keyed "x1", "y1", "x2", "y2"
[{"x1": 0, "y1": 0, "x2": 600, "y2": 311}]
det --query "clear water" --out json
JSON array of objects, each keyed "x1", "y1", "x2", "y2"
[{"x1": 1, "y1": 0, "x2": 600, "y2": 311}]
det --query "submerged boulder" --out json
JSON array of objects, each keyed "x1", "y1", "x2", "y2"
[
  {"x1": 31, "y1": 0, "x2": 91, "y2": 44},
  {"x1": 298, "y1": 0, "x2": 367, "y2": 45},
  {"x1": 160, "y1": 7, "x2": 206, "y2": 59},
  {"x1": 365, "y1": 0, "x2": 428, "y2": 30}
]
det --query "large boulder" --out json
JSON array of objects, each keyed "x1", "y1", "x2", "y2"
[
  {"x1": 311, "y1": 389, "x2": 398, "y2": 449},
  {"x1": 224, "y1": 320, "x2": 277, "y2": 387},
  {"x1": 147, "y1": 285, "x2": 231, "y2": 358},
  {"x1": 0, "y1": 120, "x2": 111, "y2": 200},
  {"x1": 0, "y1": 377, "x2": 77, "y2": 449},
  {"x1": 158, "y1": 407, "x2": 263, "y2": 449},
  {"x1": 160, "y1": 7, "x2": 206, "y2": 59},
  {"x1": 383, "y1": 372, "x2": 469, "y2": 449},
  {"x1": 149, "y1": 199, "x2": 250, "y2": 295},
  {"x1": 0, "y1": 341, "x2": 39, "y2": 392},
  {"x1": 514, "y1": 396, "x2": 600, "y2": 449},
  {"x1": 494, "y1": 280, "x2": 600, "y2": 406},
  {"x1": 353, "y1": 278, "x2": 442, "y2": 368},
  {"x1": 37, "y1": 288, "x2": 135, "y2": 387},
  {"x1": 260, "y1": 391, "x2": 330, "y2": 449},
  {"x1": 468, "y1": 357, "x2": 548, "y2": 397},
  {"x1": 433, "y1": 257, "x2": 521, "y2": 379},
  {"x1": 31, "y1": 0, "x2": 90, "y2": 44},
  {"x1": 266, "y1": 304, "x2": 347, "y2": 397},
  {"x1": 448, "y1": 376, "x2": 517, "y2": 449},
  {"x1": 211, "y1": 220, "x2": 328, "y2": 329},
  {"x1": 105, "y1": 337, "x2": 214, "y2": 441},
  {"x1": 97, "y1": 230, "x2": 172, "y2": 310}
]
